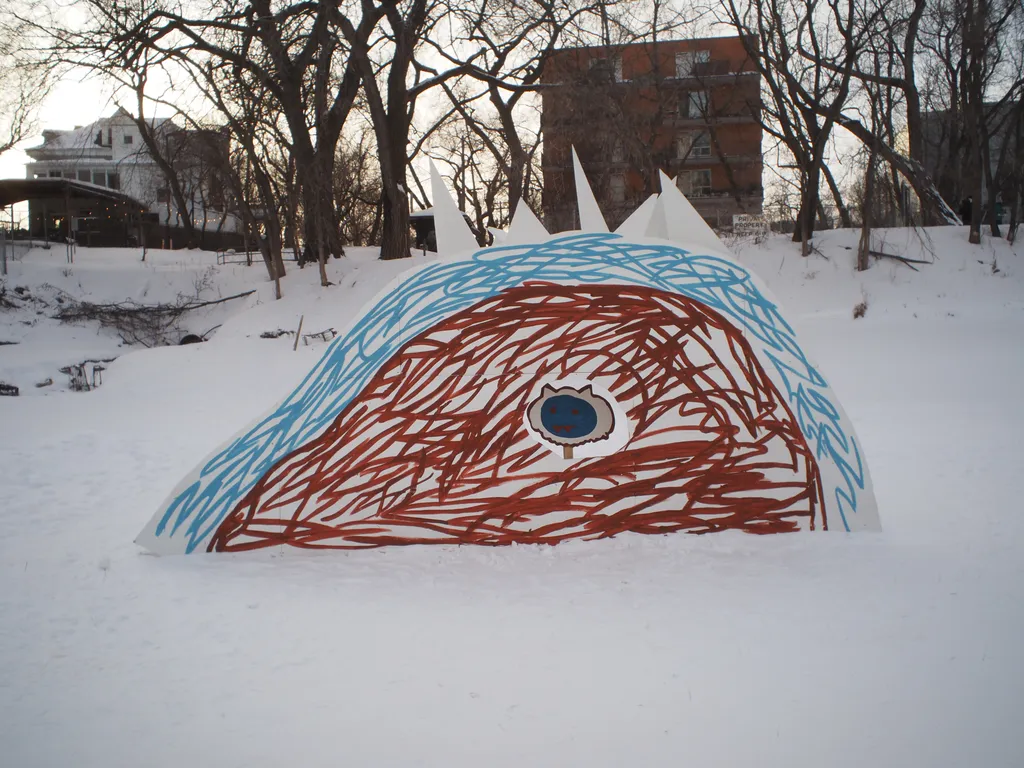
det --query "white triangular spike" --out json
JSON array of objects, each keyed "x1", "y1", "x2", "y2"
[
  {"x1": 505, "y1": 200, "x2": 549, "y2": 244},
  {"x1": 571, "y1": 147, "x2": 608, "y2": 232},
  {"x1": 615, "y1": 193, "x2": 659, "y2": 238},
  {"x1": 429, "y1": 161, "x2": 479, "y2": 257},
  {"x1": 644, "y1": 192, "x2": 669, "y2": 241},
  {"x1": 657, "y1": 170, "x2": 728, "y2": 254},
  {"x1": 487, "y1": 227, "x2": 507, "y2": 245}
]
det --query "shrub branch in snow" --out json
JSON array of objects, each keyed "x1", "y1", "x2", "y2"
[{"x1": 54, "y1": 290, "x2": 255, "y2": 347}]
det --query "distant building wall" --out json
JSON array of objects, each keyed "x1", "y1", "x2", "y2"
[
  {"x1": 920, "y1": 103, "x2": 1021, "y2": 215},
  {"x1": 541, "y1": 36, "x2": 763, "y2": 231}
]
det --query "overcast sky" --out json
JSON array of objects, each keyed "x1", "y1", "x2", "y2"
[{"x1": 0, "y1": 74, "x2": 115, "y2": 180}]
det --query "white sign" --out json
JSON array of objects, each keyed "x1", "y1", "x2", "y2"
[{"x1": 733, "y1": 214, "x2": 768, "y2": 236}]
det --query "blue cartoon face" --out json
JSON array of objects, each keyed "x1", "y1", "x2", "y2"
[{"x1": 539, "y1": 394, "x2": 599, "y2": 439}]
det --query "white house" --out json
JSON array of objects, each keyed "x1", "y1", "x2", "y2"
[{"x1": 24, "y1": 108, "x2": 241, "y2": 237}]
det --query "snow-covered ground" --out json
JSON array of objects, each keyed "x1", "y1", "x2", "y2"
[{"x1": 1, "y1": 228, "x2": 1022, "y2": 766}]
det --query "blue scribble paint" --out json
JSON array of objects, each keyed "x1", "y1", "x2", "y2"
[
  {"x1": 539, "y1": 395, "x2": 598, "y2": 439},
  {"x1": 151, "y1": 232, "x2": 869, "y2": 551}
]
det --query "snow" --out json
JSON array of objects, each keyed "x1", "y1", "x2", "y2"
[{"x1": 2, "y1": 227, "x2": 1023, "y2": 766}]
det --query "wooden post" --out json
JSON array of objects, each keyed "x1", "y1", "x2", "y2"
[
  {"x1": 293, "y1": 315, "x2": 304, "y2": 351},
  {"x1": 64, "y1": 183, "x2": 72, "y2": 263}
]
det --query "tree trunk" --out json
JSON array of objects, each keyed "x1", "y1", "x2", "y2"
[
  {"x1": 130, "y1": 81, "x2": 200, "y2": 249},
  {"x1": 822, "y1": 162, "x2": 852, "y2": 228},
  {"x1": 793, "y1": 166, "x2": 820, "y2": 252},
  {"x1": 836, "y1": 114, "x2": 961, "y2": 224},
  {"x1": 491, "y1": 86, "x2": 527, "y2": 221},
  {"x1": 968, "y1": 185, "x2": 983, "y2": 244},
  {"x1": 379, "y1": 178, "x2": 411, "y2": 260},
  {"x1": 1008, "y1": 192, "x2": 1019, "y2": 244},
  {"x1": 857, "y1": 150, "x2": 876, "y2": 271},
  {"x1": 968, "y1": 125, "x2": 984, "y2": 245},
  {"x1": 298, "y1": 154, "x2": 344, "y2": 275}
]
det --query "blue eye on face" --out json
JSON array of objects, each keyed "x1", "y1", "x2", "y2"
[{"x1": 539, "y1": 394, "x2": 598, "y2": 438}]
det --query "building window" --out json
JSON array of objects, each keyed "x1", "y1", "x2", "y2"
[
  {"x1": 588, "y1": 55, "x2": 624, "y2": 82},
  {"x1": 48, "y1": 170, "x2": 62, "y2": 178},
  {"x1": 681, "y1": 90, "x2": 708, "y2": 119},
  {"x1": 609, "y1": 174, "x2": 626, "y2": 204},
  {"x1": 692, "y1": 132, "x2": 711, "y2": 157},
  {"x1": 611, "y1": 138, "x2": 625, "y2": 163},
  {"x1": 78, "y1": 170, "x2": 91, "y2": 182},
  {"x1": 678, "y1": 170, "x2": 712, "y2": 198},
  {"x1": 675, "y1": 50, "x2": 710, "y2": 78},
  {"x1": 677, "y1": 131, "x2": 711, "y2": 159},
  {"x1": 676, "y1": 133, "x2": 690, "y2": 159},
  {"x1": 107, "y1": 173, "x2": 120, "y2": 190},
  {"x1": 123, "y1": 134, "x2": 134, "y2": 145},
  {"x1": 93, "y1": 170, "x2": 107, "y2": 187},
  {"x1": 156, "y1": 187, "x2": 170, "y2": 203}
]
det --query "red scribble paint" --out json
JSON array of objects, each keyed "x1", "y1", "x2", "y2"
[{"x1": 210, "y1": 283, "x2": 825, "y2": 551}]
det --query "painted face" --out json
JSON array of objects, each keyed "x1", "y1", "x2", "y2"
[{"x1": 539, "y1": 394, "x2": 598, "y2": 439}]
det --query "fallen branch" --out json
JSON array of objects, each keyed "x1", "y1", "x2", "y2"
[
  {"x1": 869, "y1": 250, "x2": 930, "y2": 271},
  {"x1": 184, "y1": 289, "x2": 257, "y2": 310},
  {"x1": 54, "y1": 289, "x2": 256, "y2": 347}
]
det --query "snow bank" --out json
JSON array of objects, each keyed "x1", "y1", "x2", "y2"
[{"x1": 0, "y1": 228, "x2": 1022, "y2": 767}]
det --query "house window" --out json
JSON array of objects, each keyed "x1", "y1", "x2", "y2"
[
  {"x1": 675, "y1": 50, "x2": 710, "y2": 78},
  {"x1": 107, "y1": 173, "x2": 120, "y2": 190},
  {"x1": 123, "y1": 134, "x2": 134, "y2": 145},
  {"x1": 609, "y1": 174, "x2": 626, "y2": 204},
  {"x1": 678, "y1": 170, "x2": 712, "y2": 198},
  {"x1": 48, "y1": 170, "x2": 62, "y2": 178},
  {"x1": 156, "y1": 187, "x2": 170, "y2": 203},
  {"x1": 93, "y1": 170, "x2": 107, "y2": 186},
  {"x1": 78, "y1": 170, "x2": 91, "y2": 182}
]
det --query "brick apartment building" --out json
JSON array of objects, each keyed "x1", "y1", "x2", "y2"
[{"x1": 540, "y1": 36, "x2": 763, "y2": 231}]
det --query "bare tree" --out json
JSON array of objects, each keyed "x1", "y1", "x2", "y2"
[
  {"x1": 56, "y1": 0, "x2": 384, "y2": 279},
  {"x1": 334, "y1": 126, "x2": 384, "y2": 246},
  {"x1": 428, "y1": 0, "x2": 611, "y2": 223},
  {"x1": 719, "y1": 0, "x2": 858, "y2": 251},
  {"x1": 0, "y1": 13, "x2": 52, "y2": 159},
  {"x1": 340, "y1": 0, "x2": 477, "y2": 260}
]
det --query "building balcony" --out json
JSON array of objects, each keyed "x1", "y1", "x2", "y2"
[
  {"x1": 669, "y1": 113, "x2": 759, "y2": 127},
  {"x1": 26, "y1": 147, "x2": 115, "y2": 163},
  {"x1": 686, "y1": 190, "x2": 763, "y2": 206},
  {"x1": 671, "y1": 152, "x2": 762, "y2": 167},
  {"x1": 674, "y1": 65, "x2": 759, "y2": 83}
]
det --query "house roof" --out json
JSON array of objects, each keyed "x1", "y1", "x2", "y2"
[
  {"x1": 0, "y1": 178, "x2": 147, "y2": 209},
  {"x1": 25, "y1": 108, "x2": 173, "y2": 160}
]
